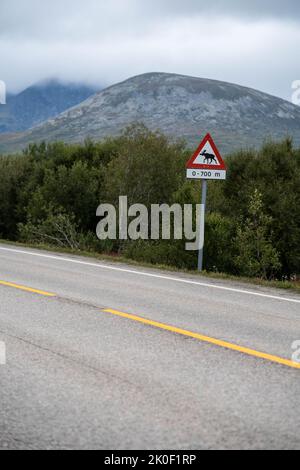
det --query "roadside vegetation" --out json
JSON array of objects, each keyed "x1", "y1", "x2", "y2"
[{"x1": 0, "y1": 124, "x2": 299, "y2": 284}]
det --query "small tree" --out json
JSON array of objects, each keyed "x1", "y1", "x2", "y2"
[
  {"x1": 103, "y1": 123, "x2": 187, "y2": 207},
  {"x1": 234, "y1": 189, "x2": 281, "y2": 279}
]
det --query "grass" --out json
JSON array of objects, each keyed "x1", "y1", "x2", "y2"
[{"x1": 1, "y1": 238, "x2": 299, "y2": 294}]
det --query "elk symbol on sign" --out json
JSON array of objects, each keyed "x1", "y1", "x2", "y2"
[{"x1": 200, "y1": 149, "x2": 218, "y2": 165}]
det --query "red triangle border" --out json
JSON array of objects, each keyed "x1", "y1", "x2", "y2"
[{"x1": 186, "y1": 133, "x2": 227, "y2": 171}]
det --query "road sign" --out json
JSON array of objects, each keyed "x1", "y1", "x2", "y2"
[
  {"x1": 186, "y1": 133, "x2": 227, "y2": 272},
  {"x1": 186, "y1": 133, "x2": 227, "y2": 180}
]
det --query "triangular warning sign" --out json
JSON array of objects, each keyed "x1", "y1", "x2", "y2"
[{"x1": 186, "y1": 133, "x2": 227, "y2": 170}]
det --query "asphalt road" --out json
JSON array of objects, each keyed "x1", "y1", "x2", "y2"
[{"x1": 0, "y1": 243, "x2": 300, "y2": 450}]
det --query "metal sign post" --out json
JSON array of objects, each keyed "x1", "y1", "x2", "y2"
[
  {"x1": 198, "y1": 180, "x2": 207, "y2": 271},
  {"x1": 186, "y1": 133, "x2": 227, "y2": 272}
]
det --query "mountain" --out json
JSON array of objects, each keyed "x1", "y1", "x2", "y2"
[
  {"x1": 0, "y1": 79, "x2": 100, "y2": 134},
  {"x1": 1, "y1": 73, "x2": 300, "y2": 154}
]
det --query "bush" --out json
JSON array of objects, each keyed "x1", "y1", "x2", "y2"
[
  {"x1": 233, "y1": 190, "x2": 282, "y2": 279},
  {"x1": 123, "y1": 239, "x2": 197, "y2": 270},
  {"x1": 19, "y1": 211, "x2": 80, "y2": 250},
  {"x1": 204, "y1": 213, "x2": 236, "y2": 273}
]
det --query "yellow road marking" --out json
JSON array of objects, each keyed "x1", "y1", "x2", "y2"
[
  {"x1": 103, "y1": 308, "x2": 300, "y2": 370},
  {"x1": 0, "y1": 280, "x2": 56, "y2": 297}
]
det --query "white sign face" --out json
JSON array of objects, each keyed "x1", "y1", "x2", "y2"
[
  {"x1": 186, "y1": 169, "x2": 227, "y2": 180},
  {"x1": 186, "y1": 133, "x2": 227, "y2": 181},
  {"x1": 192, "y1": 141, "x2": 222, "y2": 167}
]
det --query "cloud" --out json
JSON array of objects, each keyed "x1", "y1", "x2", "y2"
[
  {"x1": 1, "y1": 0, "x2": 300, "y2": 39},
  {"x1": 0, "y1": 0, "x2": 299, "y2": 100},
  {"x1": 150, "y1": 0, "x2": 300, "y2": 20}
]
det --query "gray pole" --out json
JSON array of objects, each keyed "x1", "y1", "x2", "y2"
[{"x1": 198, "y1": 180, "x2": 208, "y2": 271}]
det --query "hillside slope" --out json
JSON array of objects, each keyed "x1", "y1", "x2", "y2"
[
  {"x1": 0, "y1": 79, "x2": 99, "y2": 134},
  {"x1": 1, "y1": 73, "x2": 300, "y2": 154}
]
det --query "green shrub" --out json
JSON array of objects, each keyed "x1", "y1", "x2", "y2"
[
  {"x1": 204, "y1": 213, "x2": 236, "y2": 273},
  {"x1": 18, "y1": 211, "x2": 80, "y2": 250},
  {"x1": 234, "y1": 190, "x2": 282, "y2": 279}
]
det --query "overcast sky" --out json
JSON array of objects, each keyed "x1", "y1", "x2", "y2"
[{"x1": 0, "y1": 0, "x2": 299, "y2": 100}]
